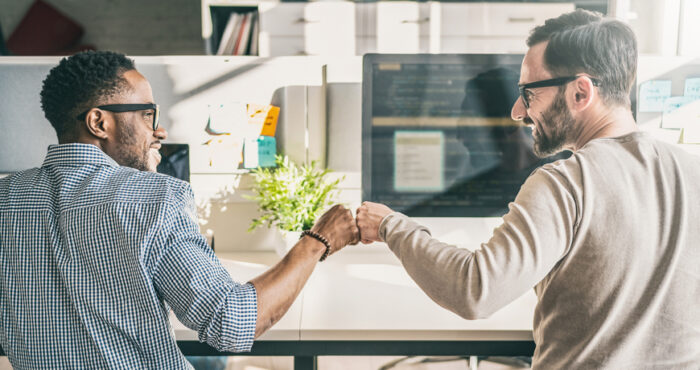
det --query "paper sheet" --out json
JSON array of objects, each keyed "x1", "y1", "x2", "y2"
[
  {"x1": 639, "y1": 80, "x2": 672, "y2": 113},
  {"x1": 684, "y1": 77, "x2": 700, "y2": 99},
  {"x1": 205, "y1": 103, "x2": 247, "y2": 135},
  {"x1": 393, "y1": 131, "x2": 444, "y2": 192},
  {"x1": 662, "y1": 96, "x2": 695, "y2": 129}
]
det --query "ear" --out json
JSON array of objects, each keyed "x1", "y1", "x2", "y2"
[
  {"x1": 83, "y1": 108, "x2": 111, "y2": 140},
  {"x1": 569, "y1": 76, "x2": 596, "y2": 112}
]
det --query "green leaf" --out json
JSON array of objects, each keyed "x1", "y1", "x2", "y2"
[{"x1": 246, "y1": 155, "x2": 342, "y2": 233}]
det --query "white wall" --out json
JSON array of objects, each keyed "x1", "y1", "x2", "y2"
[
  {"x1": 613, "y1": 0, "x2": 700, "y2": 57},
  {"x1": 3, "y1": 54, "x2": 700, "y2": 254},
  {"x1": 0, "y1": 56, "x2": 327, "y2": 253}
]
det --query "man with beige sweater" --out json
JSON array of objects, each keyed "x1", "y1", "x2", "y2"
[{"x1": 356, "y1": 10, "x2": 700, "y2": 369}]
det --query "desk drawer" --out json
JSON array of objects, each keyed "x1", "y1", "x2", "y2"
[
  {"x1": 439, "y1": 3, "x2": 575, "y2": 37},
  {"x1": 482, "y1": 3, "x2": 575, "y2": 36},
  {"x1": 260, "y1": 2, "x2": 355, "y2": 37},
  {"x1": 358, "y1": 2, "x2": 431, "y2": 37}
]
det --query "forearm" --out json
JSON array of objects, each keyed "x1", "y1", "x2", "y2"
[
  {"x1": 381, "y1": 178, "x2": 575, "y2": 319},
  {"x1": 380, "y1": 212, "x2": 538, "y2": 319},
  {"x1": 248, "y1": 237, "x2": 326, "y2": 338},
  {"x1": 380, "y1": 213, "x2": 493, "y2": 319}
]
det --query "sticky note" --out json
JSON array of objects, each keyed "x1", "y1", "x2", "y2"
[
  {"x1": 247, "y1": 104, "x2": 280, "y2": 137},
  {"x1": 684, "y1": 77, "x2": 700, "y2": 99},
  {"x1": 257, "y1": 136, "x2": 277, "y2": 167},
  {"x1": 639, "y1": 80, "x2": 672, "y2": 112},
  {"x1": 662, "y1": 96, "x2": 695, "y2": 128},
  {"x1": 203, "y1": 134, "x2": 244, "y2": 170},
  {"x1": 664, "y1": 99, "x2": 700, "y2": 131},
  {"x1": 205, "y1": 103, "x2": 247, "y2": 135},
  {"x1": 244, "y1": 136, "x2": 277, "y2": 169},
  {"x1": 664, "y1": 96, "x2": 693, "y2": 114},
  {"x1": 261, "y1": 106, "x2": 280, "y2": 137}
]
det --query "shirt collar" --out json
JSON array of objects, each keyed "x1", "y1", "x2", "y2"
[{"x1": 42, "y1": 143, "x2": 119, "y2": 168}]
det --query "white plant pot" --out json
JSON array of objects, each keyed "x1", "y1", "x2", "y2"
[{"x1": 277, "y1": 230, "x2": 302, "y2": 257}]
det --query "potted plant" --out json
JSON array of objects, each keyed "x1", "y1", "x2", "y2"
[{"x1": 246, "y1": 155, "x2": 343, "y2": 256}]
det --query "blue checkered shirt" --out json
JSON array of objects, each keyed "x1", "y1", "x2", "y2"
[{"x1": 0, "y1": 143, "x2": 257, "y2": 369}]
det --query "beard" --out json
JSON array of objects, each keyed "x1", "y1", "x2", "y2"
[
  {"x1": 115, "y1": 118, "x2": 152, "y2": 172},
  {"x1": 531, "y1": 90, "x2": 576, "y2": 158}
]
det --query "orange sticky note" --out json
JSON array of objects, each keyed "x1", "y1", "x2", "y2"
[{"x1": 247, "y1": 104, "x2": 280, "y2": 137}]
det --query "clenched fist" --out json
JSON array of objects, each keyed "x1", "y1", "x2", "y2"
[
  {"x1": 355, "y1": 201, "x2": 394, "y2": 244},
  {"x1": 310, "y1": 204, "x2": 360, "y2": 255}
]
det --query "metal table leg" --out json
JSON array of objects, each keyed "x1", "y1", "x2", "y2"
[{"x1": 294, "y1": 355, "x2": 317, "y2": 370}]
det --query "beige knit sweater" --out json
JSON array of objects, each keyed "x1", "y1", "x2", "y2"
[{"x1": 380, "y1": 132, "x2": 700, "y2": 369}]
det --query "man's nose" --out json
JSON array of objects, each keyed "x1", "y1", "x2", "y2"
[
  {"x1": 511, "y1": 96, "x2": 527, "y2": 121},
  {"x1": 154, "y1": 126, "x2": 168, "y2": 140}
]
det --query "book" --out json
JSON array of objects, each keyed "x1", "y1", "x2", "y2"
[
  {"x1": 233, "y1": 13, "x2": 249, "y2": 55},
  {"x1": 248, "y1": 13, "x2": 259, "y2": 56},
  {"x1": 224, "y1": 13, "x2": 244, "y2": 55},
  {"x1": 244, "y1": 13, "x2": 258, "y2": 56},
  {"x1": 216, "y1": 12, "x2": 238, "y2": 55}
]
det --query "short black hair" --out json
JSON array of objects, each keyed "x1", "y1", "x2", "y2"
[
  {"x1": 527, "y1": 9, "x2": 637, "y2": 108},
  {"x1": 40, "y1": 51, "x2": 135, "y2": 141}
]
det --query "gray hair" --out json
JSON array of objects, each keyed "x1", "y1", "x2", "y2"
[{"x1": 527, "y1": 9, "x2": 637, "y2": 108}]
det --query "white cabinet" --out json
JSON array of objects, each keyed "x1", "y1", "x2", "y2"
[
  {"x1": 359, "y1": 2, "x2": 432, "y2": 53},
  {"x1": 203, "y1": 1, "x2": 576, "y2": 56},
  {"x1": 358, "y1": 2, "x2": 575, "y2": 55},
  {"x1": 259, "y1": 2, "x2": 355, "y2": 56},
  {"x1": 438, "y1": 3, "x2": 576, "y2": 53}
]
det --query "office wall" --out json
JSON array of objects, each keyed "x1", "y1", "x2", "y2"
[
  {"x1": 0, "y1": 56, "x2": 328, "y2": 252},
  {"x1": 2, "y1": 55, "x2": 700, "y2": 254},
  {"x1": 0, "y1": 0, "x2": 202, "y2": 55}
]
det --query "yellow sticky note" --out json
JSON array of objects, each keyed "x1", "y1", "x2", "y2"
[
  {"x1": 247, "y1": 104, "x2": 280, "y2": 137},
  {"x1": 203, "y1": 134, "x2": 243, "y2": 169}
]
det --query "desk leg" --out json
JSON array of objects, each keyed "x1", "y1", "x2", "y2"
[
  {"x1": 294, "y1": 356, "x2": 317, "y2": 370},
  {"x1": 469, "y1": 356, "x2": 478, "y2": 370}
]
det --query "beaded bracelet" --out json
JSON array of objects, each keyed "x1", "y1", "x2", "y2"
[{"x1": 300, "y1": 230, "x2": 332, "y2": 261}]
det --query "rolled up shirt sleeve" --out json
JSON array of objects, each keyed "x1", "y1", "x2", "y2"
[
  {"x1": 151, "y1": 184, "x2": 257, "y2": 352},
  {"x1": 379, "y1": 166, "x2": 578, "y2": 319}
]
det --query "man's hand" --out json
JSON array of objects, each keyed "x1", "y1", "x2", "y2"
[
  {"x1": 311, "y1": 204, "x2": 360, "y2": 255},
  {"x1": 355, "y1": 201, "x2": 394, "y2": 244}
]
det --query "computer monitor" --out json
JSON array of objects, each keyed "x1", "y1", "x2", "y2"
[
  {"x1": 362, "y1": 54, "x2": 569, "y2": 217},
  {"x1": 157, "y1": 143, "x2": 190, "y2": 183},
  {"x1": 156, "y1": 143, "x2": 215, "y2": 248}
]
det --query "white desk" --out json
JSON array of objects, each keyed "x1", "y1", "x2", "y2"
[
  {"x1": 301, "y1": 250, "x2": 535, "y2": 341},
  {"x1": 172, "y1": 249, "x2": 536, "y2": 370}
]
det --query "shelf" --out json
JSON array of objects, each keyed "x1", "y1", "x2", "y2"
[{"x1": 207, "y1": 5, "x2": 259, "y2": 55}]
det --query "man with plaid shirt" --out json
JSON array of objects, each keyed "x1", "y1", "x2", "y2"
[{"x1": 0, "y1": 51, "x2": 359, "y2": 369}]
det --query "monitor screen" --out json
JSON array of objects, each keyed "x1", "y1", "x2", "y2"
[
  {"x1": 157, "y1": 143, "x2": 190, "y2": 182},
  {"x1": 362, "y1": 54, "x2": 570, "y2": 217}
]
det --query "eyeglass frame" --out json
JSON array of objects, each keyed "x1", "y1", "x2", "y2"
[
  {"x1": 518, "y1": 75, "x2": 601, "y2": 109},
  {"x1": 75, "y1": 103, "x2": 160, "y2": 131}
]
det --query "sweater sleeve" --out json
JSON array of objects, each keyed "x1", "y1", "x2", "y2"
[{"x1": 379, "y1": 167, "x2": 578, "y2": 319}]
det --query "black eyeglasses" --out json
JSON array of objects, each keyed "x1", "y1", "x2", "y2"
[
  {"x1": 76, "y1": 103, "x2": 160, "y2": 131},
  {"x1": 518, "y1": 75, "x2": 601, "y2": 109}
]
